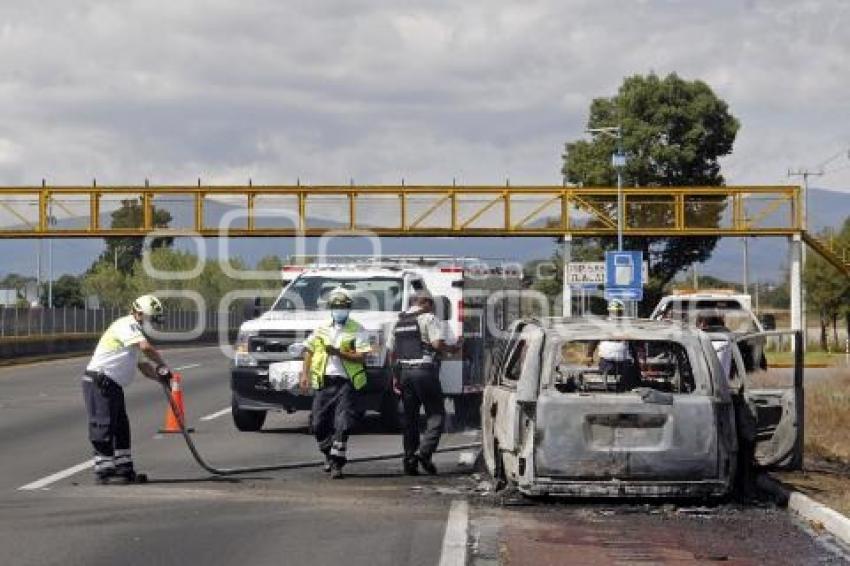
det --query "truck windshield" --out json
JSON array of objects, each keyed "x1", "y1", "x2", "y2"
[
  {"x1": 660, "y1": 305, "x2": 759, "y2": 333},
  {"x1": 271, "y1": 276, "x2": 405, "y2": 311}
]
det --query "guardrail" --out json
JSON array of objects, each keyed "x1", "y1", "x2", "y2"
[{"x1": 0, "y1": 306, "x2": 245, "y2": 338}]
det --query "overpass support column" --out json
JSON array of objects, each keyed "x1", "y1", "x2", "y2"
[
  {"x1": 790, "y1": 233, "x2": 805, "y2": 351},
  {"x1": 562, "y1": 235, "x2": 572, "y2": 317}
]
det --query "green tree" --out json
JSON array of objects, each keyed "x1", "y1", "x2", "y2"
[
  {"x1": 81, "y1": 262, "x2": 132, "y2": 309},
  {"x1": 804, "y1": 220, "x2": 850, "y2": 350},
  {"x1": 0, "y1": 273, "x2": 35, "y2": 299},
  {"x1": 562, "y1": 73, "x2": 740, "y2": 314},
  {"x1": 126, "y1": 248, "x2": 254, "y2": 311},
  {"x1": 254, "y1": 255, "x2": 286, "y2": 291},
  {"x1": 49, "y1": 275, "x2": 85, "y2": 308},
  {"x1": 96, "y1": 198, "x2": 173, "y2": 274}
]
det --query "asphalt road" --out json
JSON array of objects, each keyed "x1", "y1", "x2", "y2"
[{"x1": 0, "y1": 348, "x2": 848, "y2": 566}]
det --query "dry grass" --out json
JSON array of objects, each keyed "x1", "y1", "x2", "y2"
[
  {"x1": 774, "y1": 369, "x2": 850, "y2": 517},
  {"x1": 805, "y1": 368, "x2": 850, "y2": 465},
  {"x1": 775, "y1": 465, "x2": 850, "y2": 518},
  {"x1": 766, "y1": 350, "x2": 849, "y2": 367}
]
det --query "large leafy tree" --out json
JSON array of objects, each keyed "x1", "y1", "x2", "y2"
[
  {"x1": 47, "y1": 275, "x2": 85, "y2": 308},
  {"x1": 96, "y1": 198, "x2": 173, "y2": 274},
  {"x1": 562, "y1": 73, "x2": 740, "y2": 313}
]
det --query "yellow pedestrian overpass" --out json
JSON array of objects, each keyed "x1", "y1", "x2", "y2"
[{"x1": 0, "y1": 184, "x2": 847, "y2": 323}]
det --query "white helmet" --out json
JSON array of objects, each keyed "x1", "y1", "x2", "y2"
[
  {"x1": 132, "y1": 294, "x2": 164, "y2": 323},
  {"x1": 326, "y1": 287, "x2": 353, "y2": 308}
]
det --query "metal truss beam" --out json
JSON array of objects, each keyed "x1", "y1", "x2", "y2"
[{"x1": 0, "y1": 184, "x2": 802, "y2": 238}]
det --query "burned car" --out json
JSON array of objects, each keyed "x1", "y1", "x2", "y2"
[{"x1": 481, "y1": 318, "x2": 802, "y2": 498}]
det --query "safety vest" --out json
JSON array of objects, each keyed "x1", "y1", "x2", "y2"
[
  {"x1": 307, "y1": 319, "x2": 367, "y2": 391},
  {"x1": 393, "y1": 312, "x2": 424, "y2": 360}
]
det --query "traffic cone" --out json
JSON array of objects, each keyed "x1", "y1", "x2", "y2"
[{"x1": 159, "y1": 372, "x2": 194, "y2": 434}]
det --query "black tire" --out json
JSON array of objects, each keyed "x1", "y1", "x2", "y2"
[
  {"x1": 379, "y1": 392, "x2": 401, "y2": 432},
  {"x1": 231, "y1": 398, "x2": 267, "y2": 432}
]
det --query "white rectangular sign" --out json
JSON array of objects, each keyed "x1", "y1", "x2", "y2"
[{"x1": 567, "y1": 261, "x2": 649, "y2": 286}]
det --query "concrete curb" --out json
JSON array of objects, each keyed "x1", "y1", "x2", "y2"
[{"x1": 757, "y1": 474, "x2": 850, "y2": 545}]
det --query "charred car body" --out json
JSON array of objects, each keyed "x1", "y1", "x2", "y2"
[{"x1": 482, "y1": 318, "x2": 802, "y2": 498}]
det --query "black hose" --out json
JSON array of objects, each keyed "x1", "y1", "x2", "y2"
[{"x1": 160, "y1": 381, "x2": 481, "y2": 476}]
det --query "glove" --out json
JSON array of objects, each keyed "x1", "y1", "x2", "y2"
[{"x1": 155, "y1": 364, "x2": 173, "y2": 384}]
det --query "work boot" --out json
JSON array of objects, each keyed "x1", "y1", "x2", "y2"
[
  {"x1": 95, "y1": 469, "x2": 116, "y2": 485},
  {"x1": 114, "y1": 467, "x2": 139, "y2": 485},
  {"x1": 417, "y1": 454, "x2": 437, "y2": 476},
  {"x1": 330, "y1": 464, "x2": 344, "y2": 480},
  {"x1": 403, "y1": 457, "x2": 419, "y2": 476}
]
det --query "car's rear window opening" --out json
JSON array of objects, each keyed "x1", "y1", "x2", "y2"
[{"x1": 553, "y1": 339, "x2": 696, "y2": 394}]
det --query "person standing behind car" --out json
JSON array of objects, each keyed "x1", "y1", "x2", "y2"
[
  {"x1": 696, "y1": 312, "x2": 758, "y2": 499},
  {"x1": 387, "y1": 291, "x2": 461, "y2": 476},
  {"x1": 587, "y1": 299, "x2": 641, "y2": 391},
  {"x1": 299, "y1": 288, "x2": 371, "y2": 479},
  {"x1": 82, "y1": 295, "x2": 173, "y2": 484}
]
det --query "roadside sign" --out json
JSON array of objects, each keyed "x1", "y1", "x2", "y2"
[
  {"x1": 604, "y1": 251, "x2": 644, "y2": 301},
  {"x1": 567, "y1": 262, "x2": 606, "y2": 285},
  {"x1": 568, "y1": 261, "x2": 648, "y2": 286},
  {"x1": 604, "y1": 288, "x2": 643, "y2": 301}
]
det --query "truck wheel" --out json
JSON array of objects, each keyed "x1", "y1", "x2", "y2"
[
  {"x1": 231, "y1": 398, "x2": 267, "y2": 432},
  {"x1": 379, "y1": 392, "x2": 401, "y2": 432}
]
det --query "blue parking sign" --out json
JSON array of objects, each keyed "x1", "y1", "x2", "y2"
[{"x1": 604, "y1": 251, "x2": 644, "y2": 301}]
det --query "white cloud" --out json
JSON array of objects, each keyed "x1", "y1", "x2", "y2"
[{"x1": 0, "y1": 0, "x2": 848, "y2": 191}]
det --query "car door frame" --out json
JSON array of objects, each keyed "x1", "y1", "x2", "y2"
[
  {"x1": 733, "y1": 330, "x2": 804, "y2": 470},
  {"x1": 482, "y1": 321, "x2": 537, "y2": 476}
]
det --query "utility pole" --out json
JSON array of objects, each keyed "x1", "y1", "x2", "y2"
[
  {"x1": 742, "y1": 237, "x2": 749, "y2": 295},
  {"x1": 788, "y1": 168, "x2": 823, "y2": 344},
  {"x1": 787, "y1": 168, "x2": 823, "y2": 232},
  {"x1": 35, "y1": 241, "x2": 41, "y2": 306},
  {"x1": 587, "y1": 126, "x2": 626, "y2": 251},
  {"x1": 47, "y1": 194, "x2": 53, "y2": 308}
]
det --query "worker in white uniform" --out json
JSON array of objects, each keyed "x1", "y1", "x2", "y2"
[
  {"x1": 82, "y1": 295, "x2": 173, "y2": 484},
  {"x1": 587, "y1": 300, "x2": 641, "y2": 390}
]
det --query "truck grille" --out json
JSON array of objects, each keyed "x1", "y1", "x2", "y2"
[{"x1": 249, "y1": 330, "x2": 309, "y2": 354}]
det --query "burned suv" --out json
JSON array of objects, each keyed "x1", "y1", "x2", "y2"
[{"x1": 482, "y1": 318, "x2": 802, "y2": 498}]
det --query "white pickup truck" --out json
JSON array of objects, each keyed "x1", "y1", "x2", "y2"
[
  {"x1": 230, "y1": 264, "x2": 432, "y2": 431},
  {"x1": 650, "y1": 291, "x2": 770, "y2": 371}
]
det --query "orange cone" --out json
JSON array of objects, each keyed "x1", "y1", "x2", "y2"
[{"x1": 159, "y1": 372, "x2": 194, "y2": 434}]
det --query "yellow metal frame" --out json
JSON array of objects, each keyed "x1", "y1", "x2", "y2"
[
  {"x1": 1, "y1": 183, "x2": 846, "y2": 277},
  {"x1": 0, "y1": 184, "x2": 803, "y2": 238}
]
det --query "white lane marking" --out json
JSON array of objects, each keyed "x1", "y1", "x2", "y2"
[
  {"x1": 173, "y1": 363, "x2": 201, "y2": 371},
  {"x1": 18, "y1": 460, "x2": 94, "y2": 491},
  {"x1": 200, "y1": 406, "x2": 231, "y2": 421},
  {"x1": 438, "y1": 500, "x2": 469, "y2": 566}
]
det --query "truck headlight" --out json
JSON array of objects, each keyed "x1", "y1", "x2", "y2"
[{"x1": 234, "y1": 330, "x2": 259, "y2": 367}]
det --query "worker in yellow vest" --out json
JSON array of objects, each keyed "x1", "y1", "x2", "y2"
[{"x1": 300, "y1": 288, "x2": 371, "y2": 479}]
